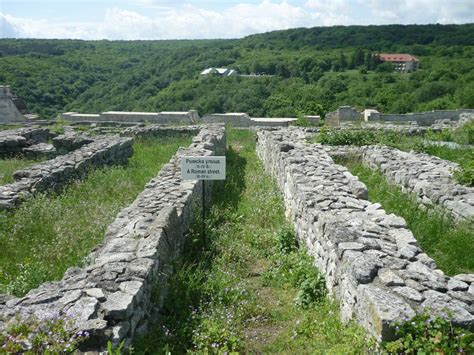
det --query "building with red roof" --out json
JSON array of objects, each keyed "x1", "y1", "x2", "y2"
[{"x1": 379, "y1": 53, "x2": 420, "y2": 73}]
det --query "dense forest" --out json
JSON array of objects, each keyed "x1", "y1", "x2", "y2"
[{"x1": 0, "y1": 24, "x2": 473, "y2": 119}]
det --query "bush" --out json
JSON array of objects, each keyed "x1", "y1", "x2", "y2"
[
  {"x1": 317, "y1": 128, "x2": 378, "y2": 146},
  {"x1": 454, "y1": 159, "x2": 474, "y2": 186},
  {"x1": 383, "y1": 311, "x2": 474, "y2": 353},
  {"x1": 263, "y1": 228, "x2": 326, "y2": 309}
]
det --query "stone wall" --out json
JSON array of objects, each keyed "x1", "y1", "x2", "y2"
[
  {"x1": 328, "y1": 145, "x2": 473, "y2": 222},
  {"x1": 256, "y1": 128, "x2": 473, "y2": 341},
  {"x1": 62, "y1": 111, "x2": 200, "y2": 124},
  {"x1": 202, "y1": 113, "x2": 297, "y2": 127},
  {"x1": 325, "y1": 106, "x2": 362, "y2": 125},
  {"x1": 0, "y1": 125, "x2": 226, "y2": 351},
  {"x1": 121, "y1": 125, "x2": 200, "y2": 139},
  {"x1": 0, "y1": 136, "x2": 133, "y2": 210},
  {"x1": 0, "y1": 86, "x2": 28, "y2": 123},
  {"x1": 368, "y1": 109, "x2": 474, "y2": 126},
  {"x1": 0, "y1": 127, "x2": 51, "y2": 156}
]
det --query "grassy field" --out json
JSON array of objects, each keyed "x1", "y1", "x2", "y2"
[
  {"x1": 339, "y1": 159, "x2": 474, "y2": 275},
  {"x1": 0, "y1": 135, "x2": 192, "y2": 296},
  {"x1": 133, "y1": 128, "x2": 370, "y2": 354},
  {"x1": 0, "y1": 157, "x2": 46, "y2": 185}
]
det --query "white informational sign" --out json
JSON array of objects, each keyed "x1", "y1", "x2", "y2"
[{"x1": 181, "y1": 156, "x2": 226, "y2": 180}]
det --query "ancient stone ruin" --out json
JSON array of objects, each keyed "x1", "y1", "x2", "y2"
[
  {"x1": 0, "y1": 124, "x2": 226, "y2": 351},
  {"x1": 0, "y1": 86, "x2": 29, "y2": 123},
  {"x1": 256, "y1": 128, "x2": 473, "y2": 340},
  {"x1": 0, "y1": 121, "x2": 472, "y2": 350}
]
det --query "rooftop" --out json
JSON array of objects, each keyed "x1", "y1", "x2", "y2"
[{"x1": 379, "y1": 53, "x2": 419, "y2": 62}]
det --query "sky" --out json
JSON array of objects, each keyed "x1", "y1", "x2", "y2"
[{"x1": 0, "y1": 0, "x2": 473, "y2": 40}]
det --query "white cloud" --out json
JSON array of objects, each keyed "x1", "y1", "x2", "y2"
[
  {"x1": 0, "y1": 13, "x2": 24, "y2": 38},
  {"x1": 0, "y1": 0, "x2": 473, "y2": 40},
  {"x1": 357, "y1": 0, "x2": 474, "y2": 24}
]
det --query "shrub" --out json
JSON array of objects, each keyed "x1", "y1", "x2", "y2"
[
  {"x1": 317, "y1": 128, "x2": 378, "y2": 146},
  {"x1": 453, "y1": 159, "x2": 474, "y2": 186},
  {"x1": 263, "y1": 228, "x2": 326, "y2": 308},
  {"x1": 383, "y1": 311, "x2": 474, "y2": 353}
]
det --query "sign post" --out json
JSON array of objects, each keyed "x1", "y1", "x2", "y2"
[{"x1": 181, "y1": 156, "x2": 226, "y2": 245}]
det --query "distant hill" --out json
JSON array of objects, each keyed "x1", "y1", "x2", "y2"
[
  {"x1": 0, "y1": 24, "x2": 473, "y2": 118},
  {"x1": 241, "y1": 24, "x2": 474, "y2": 50}
]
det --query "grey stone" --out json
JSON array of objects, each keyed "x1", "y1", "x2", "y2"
[
  {"x1": 337, "y1": 242, "x2": 365, "y2": 258},
  {"x1": 343, "y1": 251, "x2": 382, "y2": 284},
  {"x1": 119, "y1": 281, "x2": 144, "y2": 296},
  {"x1": 448, "y1": 278, "x2": 469, "y2": 291},
  {"x1": 416, "y1": 253, "x2": 436, "y2": 269},
  {"x1": 393, "y1": 286, "x2": 424, "y2": 302},
  {"x1": 60, "y1": 290, "x2": 83, "y2": 306},
  {"x1": 85, "y1": 288, "x2": 106, "y2": 301},
  {"x1": 405, "y1": 279, "x2": 427, "y2": 292},
  {"x1": 65, "y1": 297, "x2": 99, "y2": 321},
  {"x1": 378, "y1": 268, "x2": 405, "y2": 287},
  {"x1": 454, "y1": 274, "x2": 474, "y2": 283},
  {"x1": 398, "y1": 245, "x2": 419, "y2": 260},
  {"x1": 357, "y1": 285, "x2": 415, "y2": 341}
]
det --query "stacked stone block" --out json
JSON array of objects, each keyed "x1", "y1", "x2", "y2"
[
  {"x1": 121, "y1": 125, "x2": 200, "y2": 139},
  {"x1": 0, "y1": 136, "x2": 133, "y2": 210},
  {"x1": 0, "y1": 125, "x2": 225, "y2": 351},
  {"x1": 256, "y1": 128, "x2": 473, "y2": 341},
  {"x1": 0, "y1": 127, "x2": 51, "y2": 156},
  {"x1": 327, "y1": 145, "x2": 474, "y2": 221}
]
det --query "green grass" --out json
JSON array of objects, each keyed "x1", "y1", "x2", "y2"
[
  {"x1": 133, "y1": 128, "x2": 370, "y2": 354},
  {"x1": 0, "y1": 135, "x2": 192, "y2": 296},
  {"x1": 0, "y1": 157, "x2": 46, "y2": 185},
  {"x1": 339, "y1": 159, "x2": 474, "y2": 275}
]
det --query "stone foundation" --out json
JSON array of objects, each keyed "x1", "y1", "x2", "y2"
[
  {"x1": 0, "y1": 125, "x2": 226, "y2": 351},
  {"x1": 0, "y1": 127, "x2": 51, "y2": 156},
  {"x1": 327, "y1": 145, "x2": 474, "y2": 221},
  {"x1": 256, "y1": 128, "x2": 473, "y2": 341},
  {"x1": 0, "y1": 136, "x2": 133, "y2": 210},
  {"x1": 121, "y1": 125, "x2": 200, "y2": 138}
]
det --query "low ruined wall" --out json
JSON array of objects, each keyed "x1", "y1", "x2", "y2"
[
  {"x1": 0, "y1": 136, "x2": 133, "y2": 210},
  {"x1": 328, "y1": 145, "x2": 473, "y2": 221},
  {"x1": 202, "y1": 113, "x2": 297, "y2": 127},
  {"x1": 369, "y1": 109, "x2": 474, "y2": 126},
  {"x1": 256, "y1": 128, "x2": 473, "y2": 341},
  {"x1": 63, "y1": 111, "x2": 199, "y2": 124},
  {"x1": 0, "y1": 127, "x2": 51, "y2": 156},
  {"x1": 361, "y1": 146, "x2": 474, "y2": 221},
  {"x1": 121, "y1": 125, "x2": 200, "y2": 139},
  {"x1": 52, "y1": 133, "x2": 95, "y2": 153},
  {"x1": 202, "y1": 113, "x2": 253, "y2": 127},
  {"x1": 0, "y1": 125, "x2": 226, "y2": 351}
]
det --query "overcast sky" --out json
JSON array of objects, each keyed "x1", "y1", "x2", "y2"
[{"x1": 1, "y1": 0, "x2": 473, "y2": 40}]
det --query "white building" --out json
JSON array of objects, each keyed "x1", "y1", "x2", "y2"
[
  {"x1": 200, "y1": 68, "x2": 237, "y2": 76},
  {"x1": 379, "y1": 54, "x2": 420, "y2": 73}
]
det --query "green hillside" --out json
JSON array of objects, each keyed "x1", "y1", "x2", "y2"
[{"x1": 0, "y1": 24, "x2": 473, "y2": 118}]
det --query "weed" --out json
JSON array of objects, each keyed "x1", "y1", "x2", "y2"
[
  {"x1": 0, "y1": 156, "x2": 46, "y2": 185},
  {"x1": 382, "y1": 310, "x2": 474, "y2": 353},
  {"x1": 0, "y1": 314, "x2": 89, "y2": 353}
]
